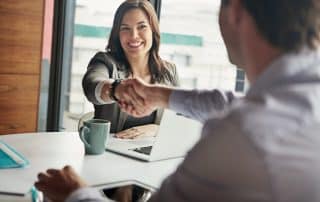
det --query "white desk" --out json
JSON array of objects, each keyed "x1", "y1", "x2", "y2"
[
  {"x1": 0, "y1": 132, "x2": 85, "y2": 195},
  {"x1": 0, "y1": 132, "x2": 182, "y2": 197},
  {"x1": 82, "y1": 150, "x2": 183, "y2": 190}
]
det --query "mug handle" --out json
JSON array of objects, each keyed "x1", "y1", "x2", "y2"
[{"x1": 79, "y1": 125, "x2": 91, "y2": 149}]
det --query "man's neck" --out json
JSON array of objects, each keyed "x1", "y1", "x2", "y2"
[
  {"x1": 245, "y1": 44, "x2": 282, "y2": 83},
  {"x1": 236, "y1": 8, "x2": 283, "y2": 84},
  {"x1": 240, "y1": 25, "x2": 283, "y2": 83}
]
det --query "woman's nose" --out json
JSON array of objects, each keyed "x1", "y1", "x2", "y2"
[{"x1": 130, "y1": 28, "x2": 139, "y2": 39}]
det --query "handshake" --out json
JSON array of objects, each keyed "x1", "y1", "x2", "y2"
[{"x1": 107, "y1": 78, "x2": 172, "y2": 117}]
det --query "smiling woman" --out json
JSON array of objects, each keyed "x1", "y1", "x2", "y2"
[
  {"x1": 82, "y1": 0, "x2": 180, "y2": 134},
  {"x1": 119, "y1": 9, "x2": 153, "y2": 61}
]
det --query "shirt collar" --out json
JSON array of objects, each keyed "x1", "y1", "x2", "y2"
[{"x1": 247, "y1": 47, "x2": 320, "y2": 97}]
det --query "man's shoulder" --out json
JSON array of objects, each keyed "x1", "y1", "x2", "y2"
[
  {"x1": 204, "y1": 96, "x2": 290, "y2": 134},
  {"x1": 206, "y1": 95, "x2": 304, "y2": 147}
]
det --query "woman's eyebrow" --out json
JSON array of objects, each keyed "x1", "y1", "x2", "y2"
[
  {"x1": 137, "y1": 21, "x2": 147, "y2": 25},
  {"x1": 121, "y1": 21, "x2": 147, "y2": 26}
]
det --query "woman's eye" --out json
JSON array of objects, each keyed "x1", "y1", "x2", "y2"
[
  {"x1": 120, "y1": 27, "x2": 130, "y2": 31},
  {"x1": 138, "y1": 25, "x2": 147, "y2": 30}
]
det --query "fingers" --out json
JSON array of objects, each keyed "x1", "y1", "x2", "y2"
[
  {"x1": 46, "y1": 169, "x2": 60, "y2": 176},
  {"x1": 37, "y1": 172, "x2": 49, "y2": 182},
  {"x1": 35, "y1": 172, "x2": 52, "y2": 193},
  {"x1": 35, "y1": 167, "x2": 65, "y2": 186},
  {"x1": 119, "y1": 102, "x2": 149, "y2": 117},
  {"x1": 35, "y1": 166, "x2": 86, "y2": 202},
  {"x1": 126, "y1": 85, "x2": 145, "y2": 106},
  {"x1": 115, "y1": 124, "x2": 158, "y2": 139},
  {"x1": 118, "y1": 82, "x2": 145, "y2": 108},
  {"x1": 119, "y1": 98, "x2": 147, "y2": 116},
  {"x1": 115, "y1": 128, "x2": 141, "y2": 139},
  {"x1": 116, "y1": 78, "x2": 160, "y2": 117},
  {"x1": 34, "y1": 181, "x2": 49, "y2": 193},
  {"x1": 63, "y1": 165, "x2": 74, "y2": 173},
  {"x1": 125, "y1": 78, "x2": 147, "y2": 97}
]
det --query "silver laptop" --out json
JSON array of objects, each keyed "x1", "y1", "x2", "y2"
[{"x1": 105, "y1": 109, "x2": 202, "y2": 161}]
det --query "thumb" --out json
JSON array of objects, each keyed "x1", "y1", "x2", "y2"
[{"x1": 130, "y1": 79, "x2": 147, "y2": 96}]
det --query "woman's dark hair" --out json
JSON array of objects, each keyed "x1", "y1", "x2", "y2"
[
  {"x1": 106, "y1": 0, "x2": 174, "y2": 83},
  {"x1": 221, "y1": 0, "x2": 320, "y2": 52}
]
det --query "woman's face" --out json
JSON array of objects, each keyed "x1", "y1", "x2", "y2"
[{"x1": 119, "y1": 8, "x2": 153, "y2": 60}]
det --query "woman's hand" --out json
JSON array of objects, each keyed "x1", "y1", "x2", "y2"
[
  {"x1": 100, "y1": 79, "x2": 145, "y2": 108},
  {"x1": 119, "y1": 78, "x2": 172, "y2": 117},
  {"x1": 115, "y1": 124, "x2": 159, "y2": 139},
  {"x1": 115, "y1": 80, "x2": 144, "y2": 105}
]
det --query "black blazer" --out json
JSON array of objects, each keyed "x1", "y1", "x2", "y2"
[{"x1": 82, "y1": 52, "x2": 180, "y2": 133}]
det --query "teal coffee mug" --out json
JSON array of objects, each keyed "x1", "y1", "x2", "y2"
[{"x1": 79, "y1": 119, "x2": 110, "y2": 155}]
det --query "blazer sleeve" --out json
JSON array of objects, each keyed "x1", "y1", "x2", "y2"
[{"x1": 82, "y1": 52, "x2": 116, "y2": 105}]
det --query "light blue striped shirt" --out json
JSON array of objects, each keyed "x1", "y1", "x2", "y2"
[
  {"x1": 68, "y1": 48, "x2": 320, "y2": 202},
  {"x1": 150, "y1": 48, "x2": 320, "y2": 202}
]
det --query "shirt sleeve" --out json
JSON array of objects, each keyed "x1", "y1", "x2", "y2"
[
  {"x1": 65, "y1": 187, "x2": 110, "y2": 202},
  {"x1": 168, "y1": 89, "x2": 235, "y2": 123}
]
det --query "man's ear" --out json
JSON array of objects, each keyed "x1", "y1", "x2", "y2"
[{"x1": 227, "y1": 0, "x2": 244, "y2": 27}]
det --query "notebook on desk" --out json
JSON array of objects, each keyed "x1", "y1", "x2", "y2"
[
  {"x1": 105, "y1": 109, "x2": 202, "y2": 161},
  {"x1": 0, "y1": 140, "x2": 29, "y2": 169}
]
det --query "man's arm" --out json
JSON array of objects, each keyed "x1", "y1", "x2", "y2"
[
  {"x1": 122, "y1": 79, "x2": 234, "y2": 122},
  {"x1": 169, "y1": 89, "x2": 234, "y2": 122}
]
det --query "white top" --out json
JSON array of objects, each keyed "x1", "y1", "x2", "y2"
[{"x1": 69, "y1": 48, "x2": 320, "y2": 202}]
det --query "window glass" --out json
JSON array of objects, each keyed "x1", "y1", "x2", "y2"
[
  {"x1": 159, "y1": 0, "x2": 246, "y2": 91},
  {"x1": 62, "y1": 0, "x2": 247, "y2": 131},
  {"x1": 63, "y1": 0, "x2": 124, "y2": 131},
  {"x1": 38, "y1": 0, "x2": 54, "y2": 131}
]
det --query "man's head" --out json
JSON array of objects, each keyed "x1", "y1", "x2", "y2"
[{"x1": 219, "y1": 0, "x2": 320, "y2": 70}]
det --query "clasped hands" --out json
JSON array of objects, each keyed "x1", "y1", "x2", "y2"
[{"x1": 113, "y1": 78, "x2": 164, "y2": 117}]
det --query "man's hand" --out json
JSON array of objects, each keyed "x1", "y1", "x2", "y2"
[
  {"x1": 34, "y1": 165, "x2": 87, "y2": 202},
  {"x1": 119, "y1": 78, "x2": 172, "y2": 117},
  {"x1": 100, "y1": 80, "x2": 145, "y2": 109},
  {"x1": 115, "y1": 79, "x2": 146, "y2": 113}
]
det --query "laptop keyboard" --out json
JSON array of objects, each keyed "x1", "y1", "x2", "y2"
[{"x1": 131, "y1": 146, "x2": 153, "y2": 155}]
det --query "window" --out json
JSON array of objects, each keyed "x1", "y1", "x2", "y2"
[
  {"x1": 59, "y1": 0, "x2": 247, "y2": 131},
  {"x1": 170, "y1": 53, "x2": 191, "y2": 67},
  {"x1": 62, "y1": 0, "x2": 124, "y2": 131},
  {"x1": 235, "y1": 69, "x2": 246, "y2": 92},
  {"x1": 159, "y1": 0, "x2": 245, "y2": 91}
]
